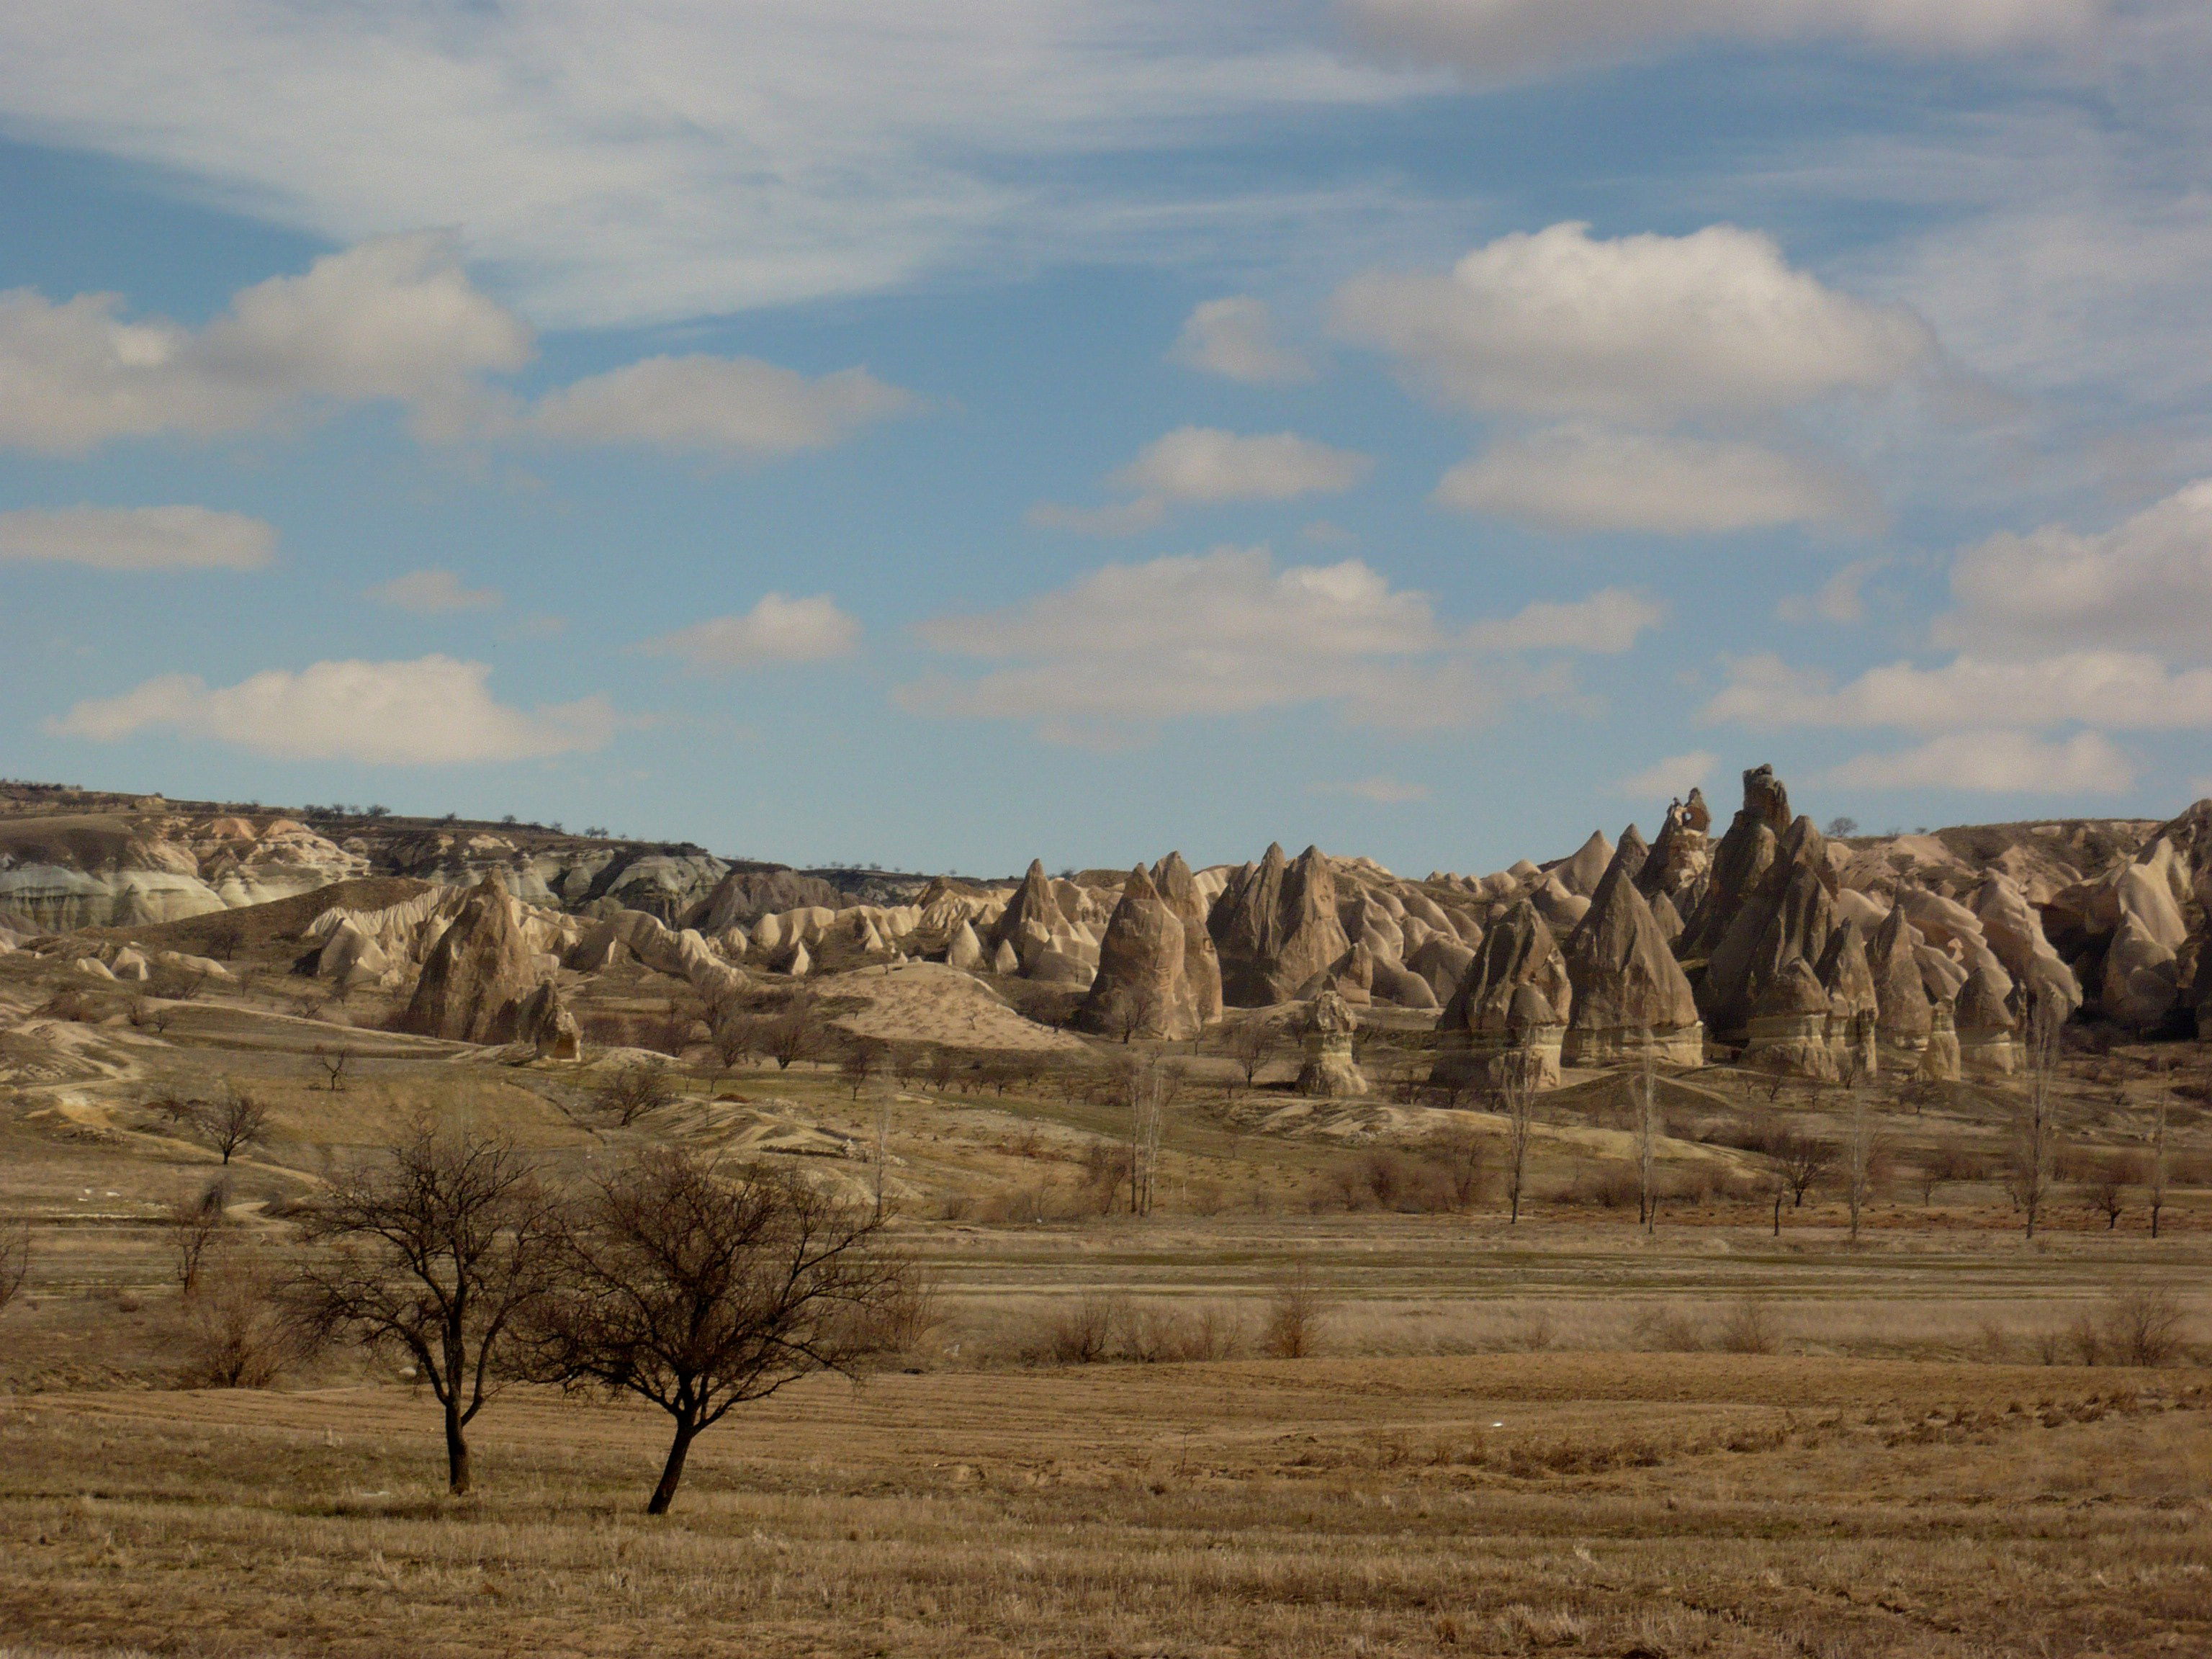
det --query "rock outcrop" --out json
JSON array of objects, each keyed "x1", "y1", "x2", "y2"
[
  {"x1": 397, "y1": 874, "x2": 545, "y2": 1044},
  {"x1": 1920, "y1": 999, "x2": 1963, "y2": 1082},
  {"x1": 1816, "y1": 920, "x2": 1879, "y2": 1079},
  {"x1": 1209, "y1": 843, "x2": 1351, "y2": 1006},
  {"x1": 518, "y1": 980, "x2": 582, "y2": 1061},
  {"x1": 1151, "y1": 852, "x2": 1224, "y2": 1024},
  {"x1": 688, "y1": 867, "x2": 845, "y2": 932},
  {"x1": 1743, "y1": 958, "x2": 1837, "y2": 1082},
  {"x1": 989, "y1": 860, "x2": 1098, "y2": 986},
  {"x1": 1562, "y1": 837, "x2": 1703, "y2": 1066},
  {"x1": 1867, "y1": 905, "x2": 1933, "y2": 1060},
  {"x1": 1295, "y1": 988, "x2": 1367, "y2": 1097},
  {"x1": 1077, "y1": 866, "x2": 1205, "y2": 1040},
  {"x1": 1955, "y1": 966, "x2": 2017, "y2": 1076},
  {"x1": 1432, "y1": 900, "x2": 1572, "y2": 1090}
]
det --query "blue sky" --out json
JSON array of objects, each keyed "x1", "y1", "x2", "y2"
[{"x1": 2, "y1": 1, "x2": 2209, "y2": 876}]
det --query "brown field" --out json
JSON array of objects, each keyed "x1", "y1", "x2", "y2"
[{"x1": 5, "y1": 935, "x2": 2212, "y2": 1655}]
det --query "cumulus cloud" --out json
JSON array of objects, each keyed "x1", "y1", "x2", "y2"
[
  {"x1": 52, "y1": 655, "x2": 614, "y2": 764},
  {"x1": 644, "y1": 593, "x2": 861, "y2": 670},
  {"x1": 0, "y1": 505, "x2": 274, "y2": 570},
  {"x1": 1314, "y1": 775, "x2": 1431, "y2": 804},
  {"x1": 1347, "y1": 0, "x2": 2105, "y2": 81},
  {"x1": 1704, "y1": 649, "x2": 2212, "y2": 731},
  {"x1": 529, "y1": 357, "x2": 919, "y2": 457},
  {"x1": 1169, "y1": 297, "x2": 1315, "y2": 384},
  {"x1": 1437, "y1": 425, "x2": 1876, "y2": 534},
  {"x1": 0, "y1": 234, "x2": 529, "y2": 452},
  {"x1": 1613, "y1": 750, "x2": 1719, "y2": 799},
  {"x1": 900, "y1": 544, "x2": 1632, "y2": 743},
  {"x1": 1937, "y1": 478, "x2": 2212, "y2": 656},
  {"x1": 0, "y1": 238, "x2": 920, "y2": 459},
  {"x1": 1032, "y1": 427, "x2": 1370, "y2": 534},
  {"x1": 1462, "y1": 588, "x2": 1665, "y2": 653},
  {"x1": 1820, "y1": 730, "x2": 2136, "y2": 793},
  {"x1": 1778, "y1": 558, "x2": 1887, "y2": 624},
  {"x1": 1332, "y1": 222, "x2": 1936, "y2": 425},
  {"x1": 371, "y1": 569, "x2": 501, "y2": 613}
]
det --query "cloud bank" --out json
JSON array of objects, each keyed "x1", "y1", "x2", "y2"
[{"x1": 0, "y1": 505, "x2": 274, "y2": 570}]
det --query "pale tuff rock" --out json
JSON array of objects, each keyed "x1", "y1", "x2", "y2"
[
  {"x1": 781, "y1": 941, "x2": 813, "y2": 978},
  {"x1": 1406, "y1": 935, "x2": 1478, "y2": 1003},
  {"x1": 1295, "y1": 987, "x2": 1368, "y2": 1098},
  {"x1": 988, "y1": 859, "x2": 1099, "y2": 987},
  {"x1": 1563, "y1": 837, "x2": 1702, "y2": 1067},
  {"x1": 1700, "y1": 821, "x2": 1838, "y2": 1046},
  {"x1": 518, "y1": 980, "x2": 582, "y2": 1061},
  {"x1": 1868, "y1": 905, "x2": 1933, "y2": 1050},
  {"x1": 1371, "y1": 957, "x2": 1439, "y2": 1010},
  {"x1": 1148, "y1": 859, "x2": 1214, "y2": 1015},
  {"x1": 946, "y1": 920, "x2": 986, "y2": 971},
  {"x1": 1647, "y1": 890, "x2": 1683, "y2": 945},
  {"x1": 1743, "y1": 958, "x2": 1838, "y2": 1082},
  {"x1": 1915, "y1": 940, "x2": 1970, "y2": 1007},
  {"x1": 1551, "y1": 830, "x2": 1616, "y2": 899},
  {"x1": 1954, "y1": 964, "x2": 2018, "y2": 1076},
  {"x1": 992, "y1": 938, "x2": 1021, "y2": 976},
  {"x1": 1815, "y1": 920, "x2": 1879, "y2": 1079},
  {"x1": 1970, "y1": 873, "x2": 2081, "y2": 1017},
  {"x1": 398, "y1": 873, "x2": 544, "y2": 1045},
  {"x1": 1432, "y1": 899, "x2": 1571, "y2": 1090},
  {"x1": 688, "y1": 866, "x2": 845, "y2": 931},
  {"x1": 1530, "y1": 876, "x2": 1593, "y2": 935},
  {"x1": 1077, "y1": 865, "x2": 1205, "y2": 1040},
  {"x1": 1920, "y1": 999, "x2": 1963, "y2": 1082},
  {"x1": 1209, "y1": 843, "x2": 1352, "y2": 1007}
]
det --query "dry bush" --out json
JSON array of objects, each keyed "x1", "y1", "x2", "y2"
[
  {"x1": 180, "y1": 1258, "x2": 300, "y2": 1388},
  {"x1": 2104, "y1": 1283, "x2": 2188, "y2": 1367},
  {"x1": 166, "y1": 1182, "x2": 230, "y2": 1295},
  {"x1": 1563, "y1": 1166, "x2": 1642, "y2": 1210},
  {"x1": 1262, "y1": 1267, "x2": 1331, "y2": 1359},
  {"x1": 1123, "y1": 1302, "x2": 1244, "y2": 1363},
  {"x1": 1632, "y1": 1306, "x2": 1706, "y2": 1352},
  {"x1": 593, "y1": 1061, "x2": 679, "y2": 1125},
  {"x1": 0, "y1": 1222, "x2": 28, "y2": 1312},
  {"x1": 1714, "y1": 1298, "x2": 1777, "y2": 1354},
  {"x1": 1040, "y1": 1294, "x2": 1127, "y2": 1364},
  {"x1": 866, "y1": 1263, "x2": 945, "y2": 1357}
]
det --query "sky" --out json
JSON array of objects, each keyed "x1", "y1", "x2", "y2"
[{"x1": 2, "y1": 0, "x2": 2210, "y2": 878}]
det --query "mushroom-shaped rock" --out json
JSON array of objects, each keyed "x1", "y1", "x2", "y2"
[
  {"x1": 1742, "y1": 958, "x2": 1838, "y2": 1082},
  {"x1": 1295, "y1": 988, "x2": 1368, "y2": 1098},
  {"x1": 518, "y1": 980, "x2": 582, "y2": 1061},
  {"x1": 399, "y1": 873, "x2": 541, "y2": 1044},
  {"x1": 1955, "y1": 965, "x2": 2017, "y2": 1076},
  {"x1": 1563, "y1": 842, "x2": 1703, "y2": 1067},
  {"x1": 1816, "y1": 920, "x2": 1879, "y2": 1080},
  {"x1": 1077, "y1": 866, "x2": 1202, "y2": 1040}
]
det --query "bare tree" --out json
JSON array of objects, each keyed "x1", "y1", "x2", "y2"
[
  {"x1": 594, "y1": 1061, "x2": 678, "y2": 1126},
  {"x1": 1844, "y1": 1092, "x2": 1881, "y2": 1245},
  {"x1": 1226, "y1": 1020, "x2": 1277, "y2": 1092},
  {"x1": 191, "y1": 1087, "x2": 269, "y2": 1165},
  {"x1": 2148, "y1": 1096, "x2": 2170, "y2": 1240},
  {"x1": 166, "y1": 1182, "x2": 230, "y2": 1295},
  {"x1": 2010, "y1": 992, "x2": 2065, "y2": 1240},
  {"x1": 1916, "y1": 1140, "x2": 1981, "y2": 1205},
  {"x1": 204, "y1": 919, "x2": 246, "y2": 962},
  {"x1": 312, "y1": 1044, "x2": 351, "y2": 1094},
  {"x1": 840, "y1": 1037, "x2": 886, "y2": 1102},
  {"x1": 1634, "y1": 1046, "x2": 1658, "y2": 1235},
  {"x1": 1772, "y1": 1133, "x2": 1835, "y2": 1209},
  {"x1": 524, "y1": 1148, "x2": 907, "y2": 1514},
  {"x1": 1261, "y1": 1264, "x2": 1330, "y2": 1359},
  {"x1": 709, "y1": 1016, "x2": 760, "y2": 1089},
  {"x1": 762, "y1": 994, "x2": 825, "y2": 1071},
  {"x1": 1118, "y1": 1056, "x2": 1175, "y2": 1216},
  {"x1": 1498, "y1": 1052, "x2": 1539, "y2": 1225},
  {"x1": 1431, "y1": 1127, "x2": 1487, "y2": 1213},
  {"x1": 0, "y1": 1222, "x2": 28, "y2": 1313},
  {"x1": 293, "y1": 1128, "x2": 565, "y2": 1496},
  {"x1": 2082, "y1": 1154, "x2": 2141, "y2": 1231}
]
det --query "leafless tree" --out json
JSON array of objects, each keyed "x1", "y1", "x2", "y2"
[
  {"x1": 191, "y1": 1087, "x2": 269, "y2": 1165},
  {"x1": 1498, "y1": 1052, "x2": 1539, "y2": 1225},
  {"x1": 0, "y1": 1222, "x2": 29, "y2": 1313},
  {"x1": 1916, "y1": 1140, "x2": 1982, "y2": 1205},
  {"x1": 762, "y1": 994, "x2": 825, "y2": 1071},
  {"x1": 292, "y1": 1128, "x2": 566, "y2": 1495},
  {"x1": 523, "y1": 1147, "x2": 907, "y2": 1514},
  {"x1": 1261, "y1": 1264, "x2": 1330, "y2": 1359},
  {"x1": 313, "y1": 1044, "x2": 351, "y2": 1094},
  {"x1": 1226, "y1": 1020, "x2": 1277, "y2": 1092},
  {"x1": 1772, "y1": 1133, "x2": 1835, "y2": 1208},
  {"x1": 184, "y1": 1256, "x2": 301, "y2": 1388},
  {"x1": 594, "y1": 1061, "x2": 678, "y2": 1126},
  {"x1": 1635, "y1": 1046, "x2": 1659, "y2": 1234},
  {"x1": 204, "y1": 919, "x2": 246, "y2": 962},
  {"x1": 1118, "y1": 1056, "x2": 1175, "y2": 1216},
  {"x1": 2105, "y1": 1282, "x2": 2188, "y2": 1367},
  {"x1": 709, "y1": 1016, "x2": 760, "y2": 1089},
  {"x1": 1844, "y1": 1092, "x2": 1881, "y2": 1245},
  {"x1": 2082, "y1": 1154, "x2": 2142, "y2": 1231},
  {"x1": 2148, "y1": 1096, "x2": 2170, "y2": 1239},
  {"x1": 840, "y1": 1037, "x2": 887, "y2": 1101},
  {"x1": 166, "y1": 1182, "x2": 230, "y2": 1295},
  {"x1": 1431, "y1": 1128, "x2": 1487, "y2": 1213},
  {"x1": 2010, "y1": 992, "x2": 2065, "y2": 1239}
]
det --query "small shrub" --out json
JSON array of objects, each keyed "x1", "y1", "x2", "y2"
[
  {"x1": 1262, "y1": 1268, "x2": 1330, "y2": 1359},
  {"x1": 1714, "y1": 1298, "x2": 1776, "y2": 1354},
  {"x1": 2105, "y1": 1283, "x2": 2188, "y2": 1367},
  {"x1": 1043, "y1": 1294, "x2": 1125, "y2": 1364}
]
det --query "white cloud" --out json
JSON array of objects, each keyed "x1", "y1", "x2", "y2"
[
  {"x1": 1613, "y1": 750, "x2": 1719, "y2": 799},
  {"x1": 1437, "y1": 425, "x2": 1876, "y2": 534},
  {"x1": 1032, "y1": 427, "x2": 1371, "y2": 534},
  {"x1": 1462, "y1": 588, "x2": 1665, "y2": 654},
  {"x1": 0, "y1": 233, "x2": 529, "y2": 452},
  {"x1": 1778, "y1": 557, "x2": 1887, "y2": 624},
  {"x1": 900, "y1": 544, "x2": 1624, "y2": 742},
  {"x1": 0, "y1": 505, "x2": 274, "y2": 570},
  {"x1": 1347, "y1": 0, "x2": 2105, "y2": 81},
  {"x1": 1936, "y1": 479, "x2": 2212, "y2": 656},
  {"x1": 644, "y1": 593, "x2": 861, "y2": 670},
  {"x1": 372, "y1": 569, "x2": 501, "y2": 613},
  {"x1": 1315, "y1": 775, "x2": 1431, "y2": 804},
  {"x1": 1332, "y1": 222, "x2": 1937, "y2": 425},
  {"x1": 1705, "y1": 649, "x2": 2212, "y2": 731},
  {"x1": 0, "y1": 5, "x2": 1426, "y2": 327},
  {"x1": 1820, "y1": 730, "x2": 2136, "y2": 793},
  {"x1": 52, "y1": 656, "x2": 614, "y2": 764},
  {"x1": 1169, "y1": 297, "x2": 1314, "y2": 385},
  {"x1": 529, "y1": 357, "x2": 919, "y2": 457}
]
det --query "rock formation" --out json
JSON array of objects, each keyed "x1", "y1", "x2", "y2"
[
  {"x1": 1742, "y1": 958, "x2": 1837, "y2": 1082},
  {"x1": 1077, "y1": 866, "x2": 1205, "y2": 1040},
  {"x1": 1209, "y1": 843, "x2": 1351, "y2": 1006},
  {"x1": 1562, "y1": 838, "x2": 1703, "y2": 1066},
  {"x1": 1920, "y1": 998, "x2": 1962, "y2": 1082},
  {"x1": 687, "y1": 866, "x2": 845, "y2": 932},
  {"x1": 518, "y1": 980, "x2": 581, "y2": 1061},
  {"x1": 1551, "y1": 830, "x2": 1615, "y2": 899},
  {"x1": 1151, "y1": 852, "x2": 1224, "y2": 1023},
  {"x1": 1294, "y1": 988, "x2": 1367, "y2": 1097},
  {"x1": 1815, "y1": 920, "x2": 1879, "y2": 1079},
  {"x1": 1955, "y1": 965, "x2": 2017, "y2": 1076},
  {"x1": 397, "y1": 873, "x2": 544, "y2": 1045},
  {"x1": 1432, "y1": 900, "x2": 1572, "y2": 1090},
  {"x1": 946, "y1": 920, "x2": 985, "y2": 971},
  {"x1": 1867, "y1": 905, "x2": 1933, "y2": 1061},
  {"x1": 989, "y1": 860, "x2": 1098, "y2": 986}
]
